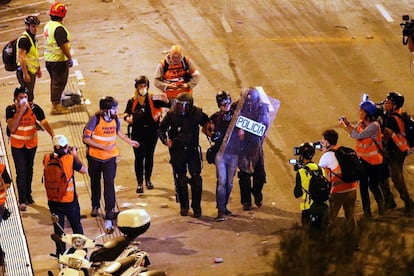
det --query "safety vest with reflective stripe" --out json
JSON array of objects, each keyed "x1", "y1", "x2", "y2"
[
  {"x1": 131, "y1": 95, "x2": 163, "y2": 123},
  {"x1": 10, "y1": 106, "x2": 38, "y2": 149},
  {"x1": 43, "y1": 21, "x2": 71, "y2": 62},
  {"x1": 355, "y1": 121, "x2": 383, "y2": 165},
  {"x1": 298, "y1": 162, "x2": 328, "y2": 211},
  {"x1": 43, "y1": 153, "x2": 75, "y2": 203},
  {"x1": 0, "y1": 164, "x2": 7, "y2": 205},
  {"x1": 87, "y1": 117, "x2": 119, "y2": 160},
  {"x1": 17, "y1": 31, "x2": 39, "y2": 74},
  {"x1": 391, "y1": 110, "x2": 410, "y2": 152},
  {"x1": 327, "y1": 146, "x2": 358, "y2": 194},
  {"x1": 161, "y1": 58, "x2": 192, "y2": 98}
]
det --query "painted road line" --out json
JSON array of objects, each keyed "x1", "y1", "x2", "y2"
[
  {"x1": 219, "y1": 15, "x2": 232, "y2": 33},
  {"x1": 375, "y1": 4, "x2": 393, "y2": 22}
]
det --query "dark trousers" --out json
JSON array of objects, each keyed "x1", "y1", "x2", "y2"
[
  {"x1": 359, "y1": 159, "x2": 384, "y2": 216},
  {"x1": 389, "y1": 150, "x2": 413, "y2": 205},
  {"x1": 16, "y1": 68, "x2": 36, "y2": 102},
  {"x1": 238, "y1": 153, "x2": 266, "y2": 207},
  {"x1": 11, "y1": 146, "x2": 36, "y2": 204},
  {"x1": 133, "y1": 133, "x2": 158, "y2": 184},
  {"x1": 46, "y1": 61, "x2": 69, "y2": 104},
  {"x1": 87, "y1": 156, "x2": 117, "y2": 219},
  {"x1": 170, "y1": 145, "x2": 202, "y2": 212},
  {"x1": 48, "y1": 199, "x2": 83, "y2": 236}
]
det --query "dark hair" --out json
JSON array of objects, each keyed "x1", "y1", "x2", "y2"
[{"x1": 322, "y1": 129, "x2": 338, "y2": 146}]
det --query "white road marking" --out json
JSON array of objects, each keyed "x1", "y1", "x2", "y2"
[
  {"x1": 375, "y1": 4, "x2": 393, "y2": 22},
  {"x1": 219, "y1": 15, "x2": 232, "y2": 33}
]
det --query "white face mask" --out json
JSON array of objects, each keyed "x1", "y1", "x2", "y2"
[
  {"x1": 19, "y1": 97, "x2": 28, "y2": 106},
  {"x1": 138, "y1": 88, "x2": 147, "y2": 96}
]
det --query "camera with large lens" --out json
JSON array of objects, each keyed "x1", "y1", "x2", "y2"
[
  {"x1": 290, "y1": 141, "x2": 321, "y2": 171},
  {"x1": 400, "y1": 15, "x2": 414, "y2": 45}
]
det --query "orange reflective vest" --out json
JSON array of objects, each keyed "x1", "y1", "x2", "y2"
[
  {"x1": 131, "y1": 95, "x2": 162, "y2": 123},
  {"x1": 86, "y1": 116, "x2": 119, "y2": 160},
  {"x1": 10, "y1": 106, "x2": 38, "y2": 149},
  {"x1": 43, "y1": 153, "x2": 75, "y2": 203},
  {"x1": 355, "y1": 121, "x2": 383, "y2": 165},
  {"x1": 0, "y1": 164, "x2": 7, "y2": 205},
  {"x1": 326, "y1": 146, "x2": 358, "y2": 194},
  {"x1": 391, "y1": 110, "x2": 410, "y2": 152},
  {"x1": 161, "y1": 58, "x2": 192, "y2": 98}
]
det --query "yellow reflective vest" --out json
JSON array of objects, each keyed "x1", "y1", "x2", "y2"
[{"x1": 44, "y1": 21, "x2": 71, "y2": 62}]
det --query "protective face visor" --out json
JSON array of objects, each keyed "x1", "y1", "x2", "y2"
[
  {"x1": 174, "y1": 99, "x2": 190, "y2": 116},
  {"x1": 218, "y1": 97, "x2": 231, "y2": 107}
]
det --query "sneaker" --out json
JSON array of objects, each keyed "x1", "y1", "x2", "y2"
[
  {"x1": 104, "y1": 220, "x2": 114, "y2": 234},
  {"x1": 193, "y1": 209, "x2": 202, "y2": 218},
  {"x1": 27, "y1": 197, "x2": 35, "y2": 205},
  {"x1": 216, "y1": 211, "x2": 226, "y2": 222},
  {"x1": 242, "y1": 204, "x2": 252, "y2": 211},
  {"x1": 180, "y1": 209, "x2": 189, "y2": 216},
  {"x1": 19, "y1": 203, "x2": 27, "y2": 211},
  {"x1": 51, "y1": 104, "x2": 70, "y2": 115},
  {"x1": 136, "y1": 185, "x2": 144, "y2": 194},
  {"x1": 146, "y1": 181, "x2": 154, "y2": 190},
  {"x1": 90, "y1": 207, "x2": 100, "y2": 217}
]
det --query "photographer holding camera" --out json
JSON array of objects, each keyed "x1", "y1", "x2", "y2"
[
  {"x1": 293, "y1": 142, "x2": 329, "y2": 235},
  {"x1": 400, "y1": 15, "x2": 414, "y2": 51},
  {"x1": 43, "y1": 134, "x2": 87, "y2": 256}
]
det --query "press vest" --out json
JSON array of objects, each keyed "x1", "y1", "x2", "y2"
[
  {"x1": 43, "y1": 153, "x2": 75, "y2": 203},
  {"x1": 298, "y1": 162, "x2": 319, "y2": 211},
  {"x1": 131, "y1": 94, "x2": 163, "y2": 123},
  {"x1": 355, "y1": 121, "x2": 383, "y2": 165},
  {"x1": 86, "y1": 116, "x2": 119, "y2": 160},
  {"x1": 161, "y1": 57, "x2": 192, "y2": 98},
  {"x1": 10, "y1": 105, "x2": 38, "y2": 149},
  {"x1": 391, "y1": 110, "x2": 410, "y2": 152},
  {"x1": 17, "y1": 32, "x2": 39, "y2": 74},
  {"x1": 0, "y1": 164, "x2": 7, "y2": 205},
  {"x1": 328, "y1": 146, "x2": 358, "y2": 194},
  {"x1": 43, "y1": 21, "x2": 71, "y2": 62}
]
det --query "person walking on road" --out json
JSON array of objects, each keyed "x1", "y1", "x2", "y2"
[
  {"x1": 43, "y1": 2, "x2": 72, "y2": 115},
  {"x1": 154, "y1": 45, "x2": 200, "y2": 101},
  {"x1": 0, "y1": 163, "x2": 12, "y2": 267},
  {"x1": 205, "y1": 91, "x2": 238, "y2": 221},
  {"x1": 6, "y1": 86, "x2": 54, "y2": 211},
  {"x1": 83, "y1": 96, "x2": 139, "y2": 233},
  {"x1": 158, "y1": 92, "x2": 209, "y2": 218},
  {"x1": 123, "y1": 76, "x2": 170, "y2": 194},
  {"x1": 16, "y1": 16, "x2": 42, "y2": 102},
  {"x1": 43, "y1": 135, "x2": 87, "y2": 256}
]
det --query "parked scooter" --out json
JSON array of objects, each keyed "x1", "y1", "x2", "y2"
[{"x1": 48, "y1": 208, "x2": 167, "y2": 276}]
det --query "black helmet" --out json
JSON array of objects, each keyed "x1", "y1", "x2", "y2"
[
  {"x1": 14, "y1": 86, "x2": 29, "y2": 99},
  {"x1": 174, "y1": 92, "x2": 193, "y2": 116},
  {"x1": 386, "y1": 92, "x2": 404, "y2": 109},
  {"x1": 134, "y1": 75, "x2": 150, "y2": 89},
  {"x1": 216, "y1": 91, "x2": 231, "y2": 108},
  {"x1": 299, "y1": 142, "x2": 315, "y2": 160},
  {"x1": 99, "y1": 96, "x2": 118, "y2": 110},
  {"x1": 24, "y1": 16, "x2": 40, "y2": 25},
  {"x1": 246, "y1": 87, "x2": 261, "y2": 104}
]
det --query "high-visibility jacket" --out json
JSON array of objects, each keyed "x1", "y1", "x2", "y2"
[
  {"x1": 391, "y1": 110, "x2": 410, "y2": 153},
  {"x1": 85, "y1": 116, "x2": 119, "y2": 160},
  {"x1": 0, "y1": 164, "x2": 7, "y2": 205},
  {"x1": 355, "y1": 121, "x2": 383, "y2": 165},
  {"x1": 327, "y1": 146, "x2": 358, "y2": 194},
  {"x1": 43, "y1": 153, "x2": 75, "y2": 203},
  {"x1": 10, "y1": 106, "x2": 38, "y2": 149},
  {"x1": 131, "y1": 94, "x2": 162, "y2": 123},
  {"x1": 43, "y1": 21, "x2": 71, "y2": 62},
  {"x1": 161, "y1": 58, "x2": 192, "y2": 98},
  {"x1": 298, "y1": 162, "x2": 328, "y2": 211},
  {"x1": 17, "y1": 31, "x2": 39, "y2": 74}
]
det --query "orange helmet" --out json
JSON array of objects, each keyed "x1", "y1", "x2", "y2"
[{"x1": 50, "y1": 2, "x2": 67, "y2": 18}]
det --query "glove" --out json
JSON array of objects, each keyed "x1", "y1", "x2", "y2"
[{"x1": 68, "y1": 59, "x2": 73, "y2": 67}]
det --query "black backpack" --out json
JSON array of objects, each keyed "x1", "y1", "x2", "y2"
[
  {"x1": 392, "y1": 112, "x2": 414, "y2": 148},
  {"x1": 304, "y1": 166, "x2": 331, "y2": 204},
  {"x1": 2, "y1": 38, "x2": 18, "y2": 71},
  {"x1": 334, "y1": 146, "x2": 365, "y2": 183}
]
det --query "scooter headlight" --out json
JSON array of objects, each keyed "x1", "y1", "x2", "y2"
[
  {"x1": 67, "y1": 257, "x2": 83, "y2": 269},
  {"x1": 72, "y1": 237, "x2": 86, "y2": 250}
]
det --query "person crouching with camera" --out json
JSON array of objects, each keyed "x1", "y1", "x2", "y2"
[{"x1": 293, "y1": 143, "x2": 329, "y2": 236}]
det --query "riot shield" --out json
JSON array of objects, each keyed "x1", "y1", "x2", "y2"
[{"x1": 216, "y1": 87, "x2": 280, "y2": 173}]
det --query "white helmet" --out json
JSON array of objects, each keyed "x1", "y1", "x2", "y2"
[{"x1": 53, "y1": 135, "x2": 68, "y2": 147}]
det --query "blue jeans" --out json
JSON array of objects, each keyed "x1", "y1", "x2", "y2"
[{"x1": 215, "y1": 154, "x2": 238, "y2": 212}]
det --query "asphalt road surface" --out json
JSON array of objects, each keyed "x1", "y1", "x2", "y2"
[{"x1": 1, "y1": 0, "x2": 414, "y2": 275}]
